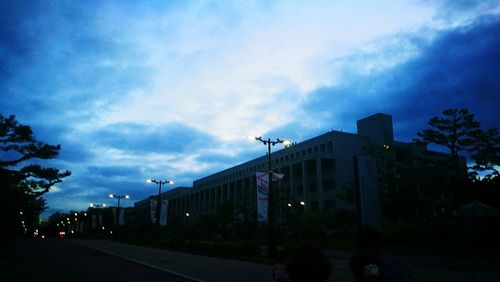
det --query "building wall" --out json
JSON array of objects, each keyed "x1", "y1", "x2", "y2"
[{"x1": 175, "y1": 123, "x2": 381, "y2": 225}]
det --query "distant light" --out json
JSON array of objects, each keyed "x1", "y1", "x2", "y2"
[
  {"x1": 19, "y1": 211, "x2": 23, "y2": 215},
  {"x1": 109, "y1": 194, "x2": 114, "y2": 198},
  {"x1": 248, "y1": 136, "x2": 257, "y2": 140},
  {"x1": 110, "y1": 231, "x2": 113, "y2": 234},
  {"x1": 41, "y1": 235, "x2": 45, "y2": 239},
  {"x1": 74, "y1": 213, "x2": 78, "y2": 216},
  {"x1": 71, "y1": 230, "x2": 74, "y2": 234},
  {"x1": 287, "y1": 203, "x2": 292, "y2": 207},
  {"x1": 102, "y1": 226, "x2": 105, "y2": 230},
  {"x1": 103, "y1": 204, "x2": 106, "y2": 207},
  {"x1": 168, "y1": 180, "x2": 174, "y2": 184},
  {"x1": 84, "y1": 213, "x2": 87, "y2": 216},
  {"x1": 125, "y1": 195, "x2": 130, "y2": 199},
  {"x1": 300, "y1": 201, "x2": 305, "y2": 206},
  {"x1": 146, "y1": 179, "x2": 152, "y2": 183},
  {"x1": 283, "y1": 140, "x2": 292, "y2": 146},
  {"x1": 185, "y1": 212, "x2": 190, "y2": 217},
  {"x1": 89, "y1": 203, "x2": 94, "y2": 208}
]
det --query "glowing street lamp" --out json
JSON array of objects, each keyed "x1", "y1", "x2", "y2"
[
  {"x1": 109, "y1": 194, "x2": 129, "y2": 225},
  {"x1": 249, "y1": 135, "x2": 291, "y2": 258},
  {"x1": 147, "y1": 179, "x2": 174, "y2": 233}
]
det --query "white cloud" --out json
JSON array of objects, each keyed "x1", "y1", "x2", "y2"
[{"x1": 95, "y1": 0, "x2": 435, "y2": 140}]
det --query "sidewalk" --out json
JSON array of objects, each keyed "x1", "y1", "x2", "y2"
[{"x1": 326, "y1": 249, "x2": 500, "y2": 282}]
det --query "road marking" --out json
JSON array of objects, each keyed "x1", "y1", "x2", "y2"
[{"x1": 70, "y1": 240, "x2": 205, "y2": 282}]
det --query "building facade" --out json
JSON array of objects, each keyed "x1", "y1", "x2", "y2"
[
  {"x1": 135, "y1": 112, "x2": 462, "y2": 228},
  {"x1": 165, "y1": 113, "x2": 403, "y2": 228}
]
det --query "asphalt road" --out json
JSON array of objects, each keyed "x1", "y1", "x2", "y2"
[
  {"x1": 0, "y1": 238, "x2": 196, "y2": 282},
  {"x1": 2, "y1": 238, "x2": 499, "y2": 282}
]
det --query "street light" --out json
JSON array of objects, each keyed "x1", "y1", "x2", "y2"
[
  {"x1": 249, "y1": 136, "x2": 291, "y2": 258},
  {"x1": 109, "y1": 194, "x2": 129, "y2": 225},
  {"x1": 147, "y1": 179, "x2": 174, "y2": 238}
]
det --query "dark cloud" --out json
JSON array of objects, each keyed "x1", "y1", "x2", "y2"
[
  {"x1": 300, "y1": 16, "x2": 500, "y2": 142},
  {"x1": 422, "y1": 0, "x2": 500, "y2": 13},
  {"x1": 87, "y1": 165, "x2": 141, "y2": 178},
  {"x1": 0, "y1": 1, "x2": 151, "y2": 127},
  {"x1": 92, "y1": 122, "x2": 217, "y2": 154}
]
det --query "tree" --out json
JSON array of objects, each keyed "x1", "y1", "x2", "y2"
[
  {"x1": 1, "y1": 114, "x2": 71, "y2": 238},
  {"x1": 469, "y1": 128, "x2": 500, "y2": 180},
  {"x1": 415, "y1": 108, "x2": 480, "y2": 169}
]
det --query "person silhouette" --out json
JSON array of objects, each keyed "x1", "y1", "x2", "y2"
[
  {"x1": 285, "y1": 242, "x2": 332, "y2": 282},
  {"x1": 349, "y1": 225, "x2": 405, "y2": 282}
]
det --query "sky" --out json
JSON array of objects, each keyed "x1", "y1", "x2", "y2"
[{"x1": 1, "y1": 0, "x2": 499, "y2": 218}]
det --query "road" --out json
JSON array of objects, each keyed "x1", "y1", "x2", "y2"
[
  {"x1": 0, "y1": 238, "x2": 196, "y2": 282},
  {"x1": 1, "y1": 238, "x2": 499, "y2": 282}
]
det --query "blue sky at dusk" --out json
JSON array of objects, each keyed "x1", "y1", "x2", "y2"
[{"x1": 1, "y1": 1, "x2": 499, "y2": 217}]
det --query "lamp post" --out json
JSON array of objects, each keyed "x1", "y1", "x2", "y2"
[
  {"x1": 147, "y1": 179, "x2": 174, "y2": 239},
  {"x1": 109, "y1": 194, "x2": 129, "y2": 225},
  {"x1": 250, "y1": 136, "x2": 291, "y2": 258}
]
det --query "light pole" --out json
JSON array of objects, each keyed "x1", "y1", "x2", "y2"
[
  {"x1": 109, "y1": 194, "x2": 129, "y2": 225},
  {"x1": 250, "y1": 136, "x2": 291, "y2": 258},
  {"x1": 147, "y1": 179, "x2": 174, "y2": 239}
]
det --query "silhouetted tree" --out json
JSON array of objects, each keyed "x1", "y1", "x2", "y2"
[
  {"x1": 469, "y1": 128, "x2": 500, "y2": 180},
  {"x1": 415, "y1": 108, "x2": 480, "y2": 169},
  {"x1": 1, "y1": 114, "x2": 71, "y2": 239}
]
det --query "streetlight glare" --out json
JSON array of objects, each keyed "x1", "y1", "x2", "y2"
[
  {"x1": 125, "y1": 195, "x2": 130, "y2": 199},
  {"x1": 109, "y1": 194, "x2": 114, "y2": 198},
  {"x1": 146, "y1": 179, "x2": 152, "y2": 183},
  {"x1": 168, "y1": 180, "x2": 174, "y2": 184},
  {"x1": 283, "y1": 139, "x2": 292, "y2": 146}
]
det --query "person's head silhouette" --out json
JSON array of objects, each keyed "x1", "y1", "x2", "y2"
[{"x1": 286, "y1": 242, "x2": 332, "y2": 282}]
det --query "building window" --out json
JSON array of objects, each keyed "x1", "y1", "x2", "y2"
[
  {"x1": 309, "y1": 182, "x2": 317, "y2": 193},
  {"x1": 314, "y1": 146, "x2": 319, "y2": 152},
  {"x1": 322, "y1": 180, "x2": 335, "y2": 191},
  {"x1": 323, "y1": 199, "x2": 336, "y2": 211},
  {"x1": 310, "y1": 201, "x2": 319, "y2": 212},
  {"x1": 320, "y1": 144, "x2": 326, "y2": 152},
  {"x1": 327, "y1": 142, "x2": 333, "y2": 152},
  {"x1": 297, "y1": 185, "x2": 303, "y2": 195}
]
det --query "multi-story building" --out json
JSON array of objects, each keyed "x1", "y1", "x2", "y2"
[
  {"x1": 166, "y1": 113, "x2": 402, "y2": 228},
  {"x1": 138, "y1": 112, "x2": 462, "y2": 229}
]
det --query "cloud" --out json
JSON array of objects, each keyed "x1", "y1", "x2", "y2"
[
  {"x1": 294, "y1": 16, "x2": 500, "y2": 142},
  {"x1": 91, "y1": 121, "x2": 217, "y2": 154}
]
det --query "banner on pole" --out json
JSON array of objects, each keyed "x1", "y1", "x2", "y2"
[
  {"x1": 160, "y1": 200, "x2": 168, "y2": 226},
  {"x1": 119, "y1": 209, "x2": 125, "y2": 225},
  {"x1": 256, "y1": 171, "x2": 269, "y2": 222},
  {"x1": 150, "y1": 199, "x2": 157, "y2": 224},
  {"x1": 150, "y1": 199, "x2": 168, "y2": 226}
]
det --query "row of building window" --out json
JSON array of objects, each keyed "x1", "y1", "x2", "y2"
[{"x1": 197, "y1": 141, "x2": 334, "y2": 189}]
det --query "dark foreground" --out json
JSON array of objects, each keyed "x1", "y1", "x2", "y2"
[
  {"x1": 2, "y1": 238, "x2": 500, "y2": 282},
  {"x1": 0, "y1": 239, "x2": 196, "y2": 282}
]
